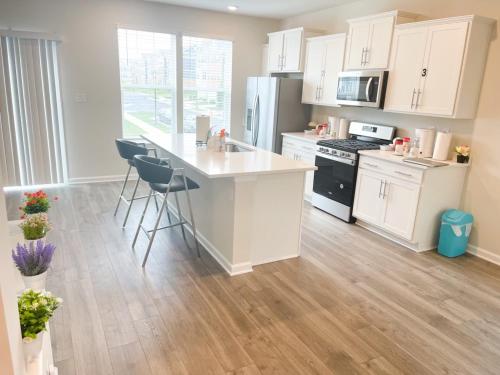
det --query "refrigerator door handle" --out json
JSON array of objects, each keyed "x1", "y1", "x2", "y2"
[
  {"x1": 250, "y1": 93, "x2": 258, "y2": 144},
  {"x1": 253, "y1": 95, "x2": 260, "y2": 146}
]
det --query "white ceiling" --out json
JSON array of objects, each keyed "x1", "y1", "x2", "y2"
[{"x1": 145, "y1": 0, "x2": 358, "y2": 19}]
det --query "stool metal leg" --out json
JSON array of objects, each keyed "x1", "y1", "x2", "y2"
[
  {"x1": 132, "y1": 189, "x2": 152, "y2": 248},
  {"x1": 122, "y1": 176, "x2": 140, "y2": 228},
  {"x1": 174, "y1": 192, "x2": 187, "y2": 241},
  {"x1": 142, "y1": 187, "x2": 171, "y2": 267},
  {"x1": 183, "y1": 174, "x2": 200, "y2": 257},
  {"x1": 114, "y1": 165, "x2": 132, "y2": 216}
]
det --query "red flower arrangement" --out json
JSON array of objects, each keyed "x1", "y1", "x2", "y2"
[{"x1": 19, "y1": 190, "x2": 59, "y2": 218}]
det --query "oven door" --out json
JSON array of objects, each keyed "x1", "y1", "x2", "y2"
[
  {"x1": 336, "y1": 71, "x2": 386, "y2": 108},
  {"x1": 313, "y1": 153, "x2": 357, "y2": 208}
]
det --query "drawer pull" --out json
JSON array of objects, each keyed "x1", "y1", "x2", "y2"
[
  {"x1": 364, "y1": 162, "x2": 379, "y2": 168},
  {"x1": 395, "y1": 171, "x2": 413, "y2": 177}
]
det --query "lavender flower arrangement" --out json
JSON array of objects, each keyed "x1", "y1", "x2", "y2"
[{"x1": 11, "y1": 240, "x2": 56, "y2": 276}]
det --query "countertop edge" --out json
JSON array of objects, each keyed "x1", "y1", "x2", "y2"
[
  {"x1": 282, "y1": 132, "x2": 332, "y2": 144},
  {"x1": 142, "y1": 134, "x2": 317, "y2": 178},
  {"x1": 358, "y1": 150, "x2": 470, "y2": 169}
]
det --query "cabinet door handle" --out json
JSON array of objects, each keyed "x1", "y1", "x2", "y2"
[
  {"x1": 364, "y1": 162, "x2": 379, "y2": 168},
  {"x1": 415, "y1": 90, "x2": 422, "y2": 109},
  {"x1": 364, "y1": 48, "x2": 369, "y2": 65},
  {"x1": 361, "y1": 48, "x2": 366, "y2": 65},
  {"x1": 382, "y1": 180, "x2": 387, "y2": 198},
  {"x1": 395, "y1": 170, "x2": 413, "y2": 178},
  {"x1": 410, "y1": 89, "x2": 416, "y2": 109},
  {"x1": 282, "y1": 54, "x2": 286, "y2": 70},
  {"x1": 378, "y1": 180, "x2": 383, "y2": 198}
]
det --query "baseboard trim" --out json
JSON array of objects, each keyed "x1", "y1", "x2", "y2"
[
  {"x1": 69, "y1": 174, "x2": 138, "y2": 184},
  {"x1": 168, "y1": 205, "x2": 253, "y2": 276},
  {"x1": 467, "y1": 245, "x2": 500, "y2": 266},
  {"x1": 253, "y1": 253, "x2": 299, "y2": 266}
]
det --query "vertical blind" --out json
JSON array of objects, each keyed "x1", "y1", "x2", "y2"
[
  {"x1": 117, "y1": 29, "x2": 177, "y2": 138},
  {"x1": 182, "y1": 36, "x2": 232, "y2": 133},
  {"x1": 0, "y1": 36, "x2": 66, "y2": 186}
]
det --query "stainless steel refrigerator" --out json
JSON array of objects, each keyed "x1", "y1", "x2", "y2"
[{"x1": 244, "y1": 77, "x2": 311, "y2": 154}]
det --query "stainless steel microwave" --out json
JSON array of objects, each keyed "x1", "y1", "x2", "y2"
[{"x1": 336, "y1": 70, "x2": 388, "y2": 108}]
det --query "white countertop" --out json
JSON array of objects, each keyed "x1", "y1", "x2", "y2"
[
  {"x1": 358, "y1": 150, "x2": 469, "y2": 169},
  {"x1": 282, "y1": 132, "x2": 334, "y2": 144},
  {"x1": 142, "y1": 132, "x2": 316, "y2": 178}
]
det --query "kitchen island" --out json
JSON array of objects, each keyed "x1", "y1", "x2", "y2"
[{"x1": 142, "y1": 131, "x2": 316, "y2": 275}]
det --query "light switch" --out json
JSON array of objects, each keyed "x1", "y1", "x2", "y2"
[{"x1": 75, "y1": 93, "x2": 87, "y2": 103}]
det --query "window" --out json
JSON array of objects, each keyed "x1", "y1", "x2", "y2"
[
  {"x1": 117, "y1": 29, "x2": 176, "y2": 138},
  {"x1": 117, "y1": 30, "x2": 232, "y2": 136},
  {"x1": 182, "y1": 36, "x2": 232, "y2": 133}
]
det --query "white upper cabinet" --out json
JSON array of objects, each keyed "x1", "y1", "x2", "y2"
[
  {"x1": 267, "y1": 28, "x2": 322, "y2": 73},
  {"x1": 384, "y1": 15, "x2": 494, "y2": 119},
  {"x1": 382, "y1": 27, "x2": 428, "y2": 112},
  {"x1": 416, "y1": 22, "x2": 468, "y2": 116},
  {"x1": 344, "y1": 21, "x2": 371, "y2": 70},
  {"x1": 344, "y1": 11, "x2": 417, "y2": 70},
  {"x1": 267, "y1": 32, "x2": 284, "y2": 72},
  {"x1": 302, "y1": 34, "x2": 346, "y2": 106},
  {"x1": 282, "y1": 28, "x2": 303, "y2": 71}
]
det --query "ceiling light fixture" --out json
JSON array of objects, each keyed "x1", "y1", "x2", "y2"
[{"x1": 227, "y1": 5, "x2": 238, "y2": 11}]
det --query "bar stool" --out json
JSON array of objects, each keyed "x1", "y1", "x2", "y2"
[
  {"x1": 114, "y1": 139, "x2": 160, "y2": 228},
  {"x1": 132, "y1": 154, "x2": 201, "y2": 267}
]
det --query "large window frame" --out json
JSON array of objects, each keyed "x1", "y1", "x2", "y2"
[{"x1": 117, "y1": 27, "x2": 233, "y2": 137}]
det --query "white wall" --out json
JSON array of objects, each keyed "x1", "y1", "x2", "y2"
[
  {"x1": 0, "y1": 0, "x2": 280, "y2": 182},
  {"x1": 0, "y1": 186, "x2": 24, "y2": 375},
  {"x1": 281, "y1": 0, "x2": 500, "y2": 257}
]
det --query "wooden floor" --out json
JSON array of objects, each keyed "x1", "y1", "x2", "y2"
[{"x1": 6, "y1": 182, "x2": 500, "y2": 375}]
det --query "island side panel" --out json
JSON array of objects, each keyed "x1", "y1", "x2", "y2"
[
  {"x1": 232, "y1": 172, "x2": 305, "y2": 267},
  {"x1": 163, "y1": 154, "x2": 237, "y2": 273}
]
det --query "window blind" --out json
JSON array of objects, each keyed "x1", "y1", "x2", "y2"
[
  {"x1": 182, "y1": 36, "x2": 232, "y2": 133},
  {"x1": 117, "y1": 29, "x2": 176, "y2": 138},
  {"x1": 0, "y1": 36, "x2": 66, "y2": 186}
]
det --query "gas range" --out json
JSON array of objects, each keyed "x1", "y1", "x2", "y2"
[
  {"x1": 316, "y1": 139, "x2": 385, "y2": 163},
  {"x1": 312, "y1": 122, "x2": 395, "y2": 223}
]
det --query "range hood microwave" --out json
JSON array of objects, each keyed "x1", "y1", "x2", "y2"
[{"x1": 336, "y1": 70, "x2": 388, "y2": 108}]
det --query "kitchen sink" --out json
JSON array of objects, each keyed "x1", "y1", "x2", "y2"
[{"x1": 224, "y1": 143, "x2": 254, "y2": 153}]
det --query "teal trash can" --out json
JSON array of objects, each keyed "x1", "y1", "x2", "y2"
[{"x1": 438, "y1": 209, "x2": 473, "y2": 257}]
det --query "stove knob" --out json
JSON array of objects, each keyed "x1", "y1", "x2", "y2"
[{"x1": 340, "y1": 152, "x2": 345, "y2": 157}]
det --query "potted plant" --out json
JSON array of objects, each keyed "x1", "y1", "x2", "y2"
[
  {"x1": 455, "y1": 145, "x2": 470, "y2": 164},
  {"x1": 19, "y1": 190, "x2": 58, "y2": 219},
  {"x1": 12, "y1": 240, "x2": 56, "y2": 290},
  {"x1": 18, "y1": 289, "x2": 62, "y2": 361},
  {"x1": 18, "y1": 213, "x2": 52, "y2": 241}
]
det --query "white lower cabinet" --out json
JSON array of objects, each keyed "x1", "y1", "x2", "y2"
[
  {"x1": 282, "y1": 135, "x2": 316, "y2": 201},
  {"x1": 380, "y1": 176, "x2": 420, "y2": 239},
  {"x1": 353, "y1": 154, "x2": 467, "y2": 252},
  {"x1": 354, "y1": 169, "x2": 420, "y2": 240}
]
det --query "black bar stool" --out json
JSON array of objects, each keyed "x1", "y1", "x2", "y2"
[
  {"x1": 132, "y1": 155, "x2": 201, "y2": 267},
  {"x1": 114, "y1": 139, "x2": 161, "y2": 228}
]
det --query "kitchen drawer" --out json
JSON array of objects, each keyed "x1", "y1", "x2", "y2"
[
  {"x1": 359, "y1": 156, "x2": 424, "y2": 184},
  {"x1": 283, "y1": 136, "x2": 315, "y2": 150}
]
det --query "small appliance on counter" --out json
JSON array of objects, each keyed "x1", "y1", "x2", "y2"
[
  {"x1": 415, "y1": 127, "x2": 436, "y2": 158},
  {"x1": 312, "y1": 122, "x2": 395, "y2": 223},
  {"x1": 433, "y1": 130, "x2": 453, "y2": 161},
  {"x1": 336, "y1": 70, "x2": 389, "y2": 109}
]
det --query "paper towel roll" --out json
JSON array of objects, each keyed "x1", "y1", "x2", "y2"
[
  {"x1": 432, "y1": 131, "x2": 452, "y2": 161},
  {"x1": 338, "y1": 118, "x2": 349, "y2": 139},
  {"x1": 415, "y1": 128, "x2": 435, "y2": 158},
  {"x1": 196, "y1": 115, "x2": 210, "y2": 143}
]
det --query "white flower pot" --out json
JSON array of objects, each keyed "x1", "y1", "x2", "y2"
[
  {"x1": 23, "y1": 332, "x2": 44, "y2": 362},
  {"x1": 22, "y1": 271, "x2": 48, "y2": 291}
]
